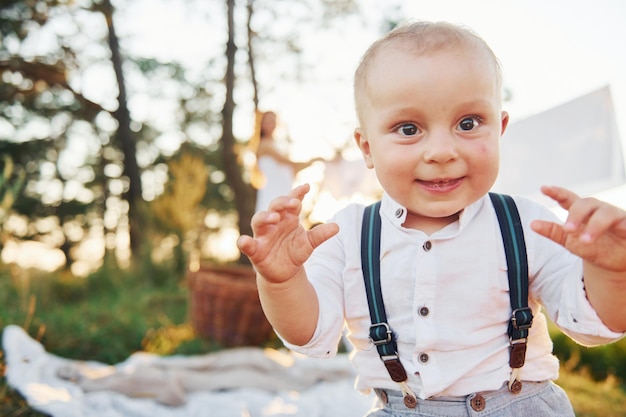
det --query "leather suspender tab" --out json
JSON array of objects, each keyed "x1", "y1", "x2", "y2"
[
  {"x1": 381, "y1": 355, "x2": 409, "y2": 382},
  {"x1": 509, "y1": 340, "x2": 528, "y2": 368}
]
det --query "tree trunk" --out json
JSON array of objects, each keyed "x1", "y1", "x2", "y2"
[
  {"x1": 102, "y1": 0, "x2": 143, "y2": 263},
  {"x1": 222, "y1": 0, "x2": 256, "y2": 264},
  {"x1": 246, "y1": 0, "x2": 259, "y2": 110}
]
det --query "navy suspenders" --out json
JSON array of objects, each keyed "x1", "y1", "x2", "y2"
[
  {"x1": 361, "y1": 200, "x2": 409, "y2": 383},
  {"x1": 489, "y1": 192, "x2": 533, "y2": 392},
  {"x1": 360, "y1": 193, "x2": 533, "y2": 397}
]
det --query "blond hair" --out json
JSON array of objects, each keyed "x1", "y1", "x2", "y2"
[{"x1": 353, "y1": 21, "x2": 503, "y2": 125}]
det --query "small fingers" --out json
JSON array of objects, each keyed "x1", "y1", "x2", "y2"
[
  {"x1": 561, "y1": 197, "x2": 601, "y2": 238},
  {"x1": 542, "y1": 185, "x2": 626, "y2": 243},
  {"x1": 540, "y1": 185, "x2": 580, "y2": 211},
  {"x1": 263, "y1": 184, "x2": 310, "y2": 214},
  {"x1": 289, "y1": 183, "x2": 311, "y2": 200},
  {"x1": 531, "y1": 219, "x2": 567, "y2": 246},
  {"x1": 237, "y1": 235, "x2": 256, "y2": 257},
  {"x1": 307, "y1": 222, "x2": 340, "y2": 249},
  {"x1": 534, "y1": 193, "x2": 626, "y2": 245},
  {"x1": 267, "y1": 196, "x2": 301, "y2": 214},
  {"x1": 568, "y1": 204, "x2": 626, "y2": 243},
  {"x1": 249, "y1": 210, "x2": 281, "y2": 239}
]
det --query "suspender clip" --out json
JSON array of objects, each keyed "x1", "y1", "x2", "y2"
[
  {"x1": 510, "y1": 307, "x2": 533, "y2": 331},
  {"x1": 369, "y1": 322, "x2": 393, "y2": 345}
]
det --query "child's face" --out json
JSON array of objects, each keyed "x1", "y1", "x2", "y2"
[{"x1": 354, "y1": 45, "x2": 508, "y2": 231}]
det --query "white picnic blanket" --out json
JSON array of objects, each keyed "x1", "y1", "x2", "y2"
[{"x1": 2, "y1": 325, "x2": 376, "y2": 417}]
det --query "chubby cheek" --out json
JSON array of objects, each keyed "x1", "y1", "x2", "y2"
[
  {"x1": 472, "y1": 143, "x2": 500, "y2": 182},
  {"x1": 474, "y1": 139, "x2": 497, "y2": 156},
  {"x1": 367, "y1": 144, "x2": 388, "y2": 170},
  {"x1": 373, "y1": 153, "x2": 416, "y2": 187}
]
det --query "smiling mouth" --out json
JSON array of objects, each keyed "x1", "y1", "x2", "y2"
[{"x1": 418, "y1": 178, "x2": 463, "y2": 192}]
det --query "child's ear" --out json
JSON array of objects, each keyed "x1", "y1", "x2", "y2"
[
  {"x1": 354, "y1": 128, "x2": 374, "y2": 169},
  {"x1": 500, "y1": 111, "x2": 510, "y2": 135}
]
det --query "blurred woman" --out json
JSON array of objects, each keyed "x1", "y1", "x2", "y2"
[{"x1": 254, "y1": 111, "x2": 321, "y2": 213}]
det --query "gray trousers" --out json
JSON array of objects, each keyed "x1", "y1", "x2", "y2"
[{"x1": 366, "y1": 381, "x2": 575, "y2": 417}]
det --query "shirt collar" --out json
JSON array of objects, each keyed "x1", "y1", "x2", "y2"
[{"x1": 379, "y1": 193, "x2": 488, "y2": 235}]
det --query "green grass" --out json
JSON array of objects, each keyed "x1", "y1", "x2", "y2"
[
  {"x1": 557, "y1": 370, "x2": 626, "y2": 417},
  {"x1": 1, "y1": 264, "x2": 626, "y2": 416},
  {"x1": 0, "y1": 260, "x2": 268, "y2": 416},
  {"x1": 0, "y1": 262, "x2": 222, "y2": 363}
]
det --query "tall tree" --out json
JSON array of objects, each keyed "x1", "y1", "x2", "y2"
[
  {"x1": 99, "y1": 0, "x2": 143, "y2": 260},
  {"x1": 222, "y1": 0, "x2": 361, "y2": 264},
  {"x1": 0, "y1": 0, "x2": 365, "y2": 273},
  {"x1": 0, "y1": 1, "x2": 106, "y2": 269},
  {"x1": 221, "y1": 0, "x2": 256, "y2": 264},
  {"x1": 0, "y1": 1, "x2": 174, "y2": 270}
]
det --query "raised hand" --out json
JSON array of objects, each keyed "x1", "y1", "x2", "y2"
[
  {"x1": 531, "y1": 185, "x2": 626, "y2": 273},
  {"x1": 237, "y1": 184, "x2": 339, "y2": 283}
]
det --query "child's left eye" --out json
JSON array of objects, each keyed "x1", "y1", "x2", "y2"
[
  {"x1": 458, "y1": 117, "x2": 479, "y2": 131},
  {"x1": 397, "y1": 123, "x2": 418, "y2": 136}
]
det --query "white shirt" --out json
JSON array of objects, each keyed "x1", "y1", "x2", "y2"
[{"x1": 282, "y1": 193, "x2": 624, "y2": 399}]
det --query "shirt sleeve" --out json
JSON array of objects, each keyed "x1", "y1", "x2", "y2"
[
  {"x1": 553, "y1": 272, "x2": 625, "y2": 345},
  {"x1": 280, "y1": 205, "x2": 363, "y2": 357},
  {"x1": 519, "y1": 197, "x2": 626, "y2": 346}
]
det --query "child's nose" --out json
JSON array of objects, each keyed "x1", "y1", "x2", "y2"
[{"x1": 422, "y1": 131, "x2": 459, "y2": 163}]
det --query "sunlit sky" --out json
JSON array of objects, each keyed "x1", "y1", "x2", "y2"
[
  {"x1": 286, "y1": 0, "x2": 626, "y2": 161},
  {"x1": 121, "y1": 0, "x2": 626, "y2": 225},
  {"x1": 120, "y1": 0, "x2": 626, "y2": 165}
]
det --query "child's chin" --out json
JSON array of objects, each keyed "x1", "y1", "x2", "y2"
[{"x1": 413, "y1": 204, "x2": 463, "y2": 221}]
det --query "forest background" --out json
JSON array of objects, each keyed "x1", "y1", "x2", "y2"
[{"x1": 1, "y1": 1, "x2": 626, "y2": 416}]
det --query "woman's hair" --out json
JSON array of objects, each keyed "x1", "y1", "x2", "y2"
[{"x1": 259, "y1": 111, "x2": 277, "y2": 139}]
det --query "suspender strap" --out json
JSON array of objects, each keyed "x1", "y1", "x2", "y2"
[
  {"x1": 361, "y1": 195, "x2": 532, "y2": 395},
  {"x1": 361, "y1": 201, "x2": 408, "y2": 383},
  {"x1": 489, "y1": 193, "x2": 533, "y2": 372}
]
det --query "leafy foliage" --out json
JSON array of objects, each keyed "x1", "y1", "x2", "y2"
[{"x1": 551, "y1": 321, "x2": 626, "y2": 384}]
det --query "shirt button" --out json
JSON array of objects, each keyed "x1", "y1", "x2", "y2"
[
  {"x1": 418, "y1": 306, "x2": 429, "y2": 317},
  {"x1": 418, "y1": 352, "x2": 429, "y2": 363},
  {"x1": 422, "y1": 241, "x2": 432, "y2": 251},
  {"x1": 395, "y1": 208, "x2": 404, "y2": 218}
]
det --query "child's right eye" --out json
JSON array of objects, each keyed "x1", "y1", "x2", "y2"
[{"x1": 397, "y1": 123, "x2": 418, "y2": 136}]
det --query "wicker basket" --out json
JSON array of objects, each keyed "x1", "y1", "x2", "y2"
[{"x1": 187, "y1": 263, "x2": 276, "y2": 347}]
